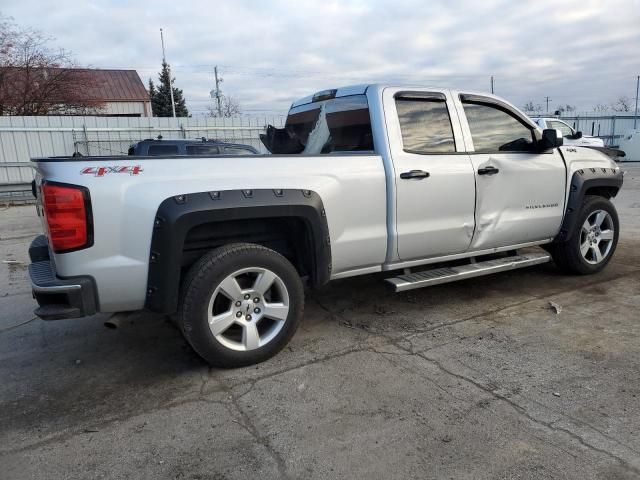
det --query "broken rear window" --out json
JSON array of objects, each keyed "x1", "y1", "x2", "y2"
[{"x1": 260, "y1": 95, "x2": 374, "y2": 154}]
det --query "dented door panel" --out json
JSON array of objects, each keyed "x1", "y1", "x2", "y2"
[{"x1": 468, "y1": 152, "x2": 565, "y2": 250}]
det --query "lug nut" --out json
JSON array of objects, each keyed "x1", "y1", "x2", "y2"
[
  {"x1": 244, "y1": 294, "x2": 251, "y2": 300},
  {"x1": 246, "y1": 315, "x2": 252, "y2": 321},
  {"x1": 236, "y1": 311, "x2": 242, "y2": 318},
  {"x1": 254, "y1": 308, "x2": 261, "y2": 314},
  {"x1": 235, "y1": 301, "x2": 242, "y2": 307},
  {"x1": 253, "y1": 297, "x2": 260, "y2": 303}
]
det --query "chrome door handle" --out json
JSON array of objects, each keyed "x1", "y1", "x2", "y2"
[
  {"x1": 400, "y1": 170, "x2": 430, "y2": 180},
  {"x1": 478, "y1": 166, "x2": 499, "y2": 175}
]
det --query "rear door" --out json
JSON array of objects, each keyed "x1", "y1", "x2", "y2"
[
  {"x1": 455, "y1": 94, "x2": 565, "y2": 250},
  {"x1": 384, "y1": 88, "x2": 476, "y2": 261}
]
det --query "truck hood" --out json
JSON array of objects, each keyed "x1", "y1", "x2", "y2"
[{"x1": 558, "y1": 146, "x2": 619, "y2": 169}]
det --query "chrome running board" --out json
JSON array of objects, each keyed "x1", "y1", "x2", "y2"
[{"x1": 385, "y1": 252, "x2": 551, "y2": 292}]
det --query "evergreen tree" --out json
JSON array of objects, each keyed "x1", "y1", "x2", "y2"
[
  {"x1": 149, "y1": 61, "x2": 189, "y2": 117},
  {"x1": 148, "y1": 79, "x2": 161, "y2": 117}
]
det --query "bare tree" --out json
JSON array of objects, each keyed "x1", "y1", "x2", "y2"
[
  {"x1": 0, "y1": 15, "x2": 105, "y2": 115},
  {"x1": 555, "y1": 104, "x2": 576, "y2": 115},
  {"x1": 611, "y1": 96, "x2": 631, "y2": 112},
  {"x1": 592, "y1": 103, "x2": 610, "y2": 114},
  {"x1": 207, "y1": 95, "x2": 241, "y2": 118},
  {"x1": 523, "y1": 101, "x2": 543, "y2": 115}
]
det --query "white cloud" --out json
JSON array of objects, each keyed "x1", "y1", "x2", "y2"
[{"x1": 3, "y1": 0, "x2": 640, "y2": 115}]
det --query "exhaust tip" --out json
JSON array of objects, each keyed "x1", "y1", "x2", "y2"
[
  {"x1": 104, "y1": 312, "x2": 133, "y2": 330},
  {"x1": 104, "y1": 316, "x2": 120, "y2": 329}
]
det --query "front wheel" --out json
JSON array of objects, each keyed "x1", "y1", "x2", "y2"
[
  {"x1": 550, "y1": 195, "x2": 619, "y2": 274},
  {"x1": 178, "y1": 243, "x2": 304, "y2": 368}
]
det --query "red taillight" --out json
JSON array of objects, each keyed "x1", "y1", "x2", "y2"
[{"x1": 42, "y1": 183, "x2": 93, "y2": 253}]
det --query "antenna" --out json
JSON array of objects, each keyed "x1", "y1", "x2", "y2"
[{"x1": 160, "y1": 28, "x2": 177, "y2": 118}]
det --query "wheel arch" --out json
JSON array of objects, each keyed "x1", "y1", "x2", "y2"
[
  {"x1": 146, "y1": 189, "x2": 331, "y2": 313},
  {"x1": 555, "y1": 168, "x2": 623, "y2": 242}
]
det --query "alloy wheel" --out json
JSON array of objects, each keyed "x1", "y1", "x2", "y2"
[
  {"x1": 207, "y1": 267, "x2": 290, "y2": 351},
  {"x1": 579, "y1": 210, "x2": 615, "y2": 265}
]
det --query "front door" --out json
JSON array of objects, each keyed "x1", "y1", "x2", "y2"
[
  {"x1": 456, "y1": 96, "x2": 566, "y2": 250},
  {"x1": 384, "y1": 88, "x2": 476, "y2": 261}
]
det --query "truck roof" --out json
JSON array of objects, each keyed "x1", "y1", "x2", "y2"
[
  {"x1": 290, "y1": 84, "x2": 512, "y2": 109},
  {"x1": 290, "y1": 84, "x2": 370, "y2": 108}
]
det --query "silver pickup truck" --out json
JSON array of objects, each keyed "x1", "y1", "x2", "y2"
[{"x1": 29, "y1": 84, "x2": 623, "y2": 367}]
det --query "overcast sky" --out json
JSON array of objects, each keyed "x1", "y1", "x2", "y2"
[{"x1": 3, "y1": 0, "x2": 640, "y2": 116}]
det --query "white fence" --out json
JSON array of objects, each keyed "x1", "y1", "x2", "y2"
[
  {"x1": 558, "y1": 114, "x2": 638, "y2": 147},
  {"x1": 0, "y1": 115, "x2": 285, "y2": 188}
]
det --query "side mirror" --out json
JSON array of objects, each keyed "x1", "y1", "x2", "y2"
[
  {"x1": 572, "y1": 131, "x2": 583, "y2": 140},
  {"x1": 538, "y1": 128, "x2": 564, "y2": 151}
]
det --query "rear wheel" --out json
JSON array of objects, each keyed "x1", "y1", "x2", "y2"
[
  {"x1": 550, "y1": 195, "x2": 619, "y2": 274},
  {"x1": 178, "y1": 243, "x2": 304, "y2": 367}
]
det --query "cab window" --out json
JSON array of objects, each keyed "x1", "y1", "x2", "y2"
[
  {"x1": 463, "y1": 102, "x2": 534, "y2": 152},
  {"x1": 395, "y1": 97, "x2": 456, "y2": 153}
]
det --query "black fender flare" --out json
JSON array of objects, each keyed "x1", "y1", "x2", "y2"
[
  {"x1": 555, "y1": 168, "x2": 623, "y2": 242},
  {"x1": 145, "y1": 189, "x2": 331, "y2": 313}
]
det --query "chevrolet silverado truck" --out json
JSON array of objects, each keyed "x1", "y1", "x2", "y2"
[{"x1": 29, "y1": 84, "x2": 623, "y2": 367}]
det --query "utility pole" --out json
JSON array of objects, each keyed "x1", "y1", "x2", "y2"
[
  {"x1": 160, "y1": 28, "x2": 176, "y2": 118},
  {"x1": 634, "y1": 75, "x2": 639, "y2": 130},
  {"x1": 544, "y1": 96, "x2": 552, "y2": 115},
  {"x1": 490, "y1": 76, "x2": 494, "y2": 94},
  {"x1": 214, "y1": 66, "x2": 223, "y2": 117}
]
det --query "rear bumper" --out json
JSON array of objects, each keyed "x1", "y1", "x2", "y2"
[{"x1": 28, "y1": 235, "x2": 98, "y2": 320}]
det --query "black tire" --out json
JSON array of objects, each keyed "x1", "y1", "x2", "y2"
[
  {"x1": 178, "y1": 243, "x2": 304, "y2": 368},
  {"x1": 549, "y1": 195, "x2": 619, "y2": 275}
]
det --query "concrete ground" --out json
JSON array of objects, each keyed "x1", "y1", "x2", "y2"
[{"x1": 1, "y1": 165, "x2": 639, "y2": 480}]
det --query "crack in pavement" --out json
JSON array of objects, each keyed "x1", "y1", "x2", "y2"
[
  {"x1": 371, "y1": 347, "x2": 469, "y2": 405},
  {"x1": 221, "y1": 383, "x2": 292, "y2": 480},
  {"x1": 314, "y1": 273, "x2": 640, "y2": 475},
  {"x1": 0, "y1": 395, "x2": 228, "y2": 457},
  {"x1": 0, "y1": 345, "x2": 376, "y2": 460},
  {"x1": 212, "y1": 344, "x2": 377, "y2": 394},
  {"x1": 313, "y1": 268, "x2": 640, "y2": 348},
  {"x1": 411, "y1": 349, "x2": 640, "y2": 476},
  {"x1": 3, "y1": 256, "x2": 639, "y2": 471},
  {"x1": 524, "y1": 394, "x2": 640, "y2": 458}
]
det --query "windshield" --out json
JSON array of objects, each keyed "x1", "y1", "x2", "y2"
[
  {"x1": 260, "y1": 94, "x2": 374, "y2": 154},
  {"x1": 548, "y1": 120, "x2": 574, "y2": 137}
]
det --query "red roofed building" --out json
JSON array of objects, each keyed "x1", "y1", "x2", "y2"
[
  {"x1": 0, "y1": 67, "x2": 152, "y2": 117},
  {"x1": 72, "y1": 69, "x2": 152, "y2": 117}
]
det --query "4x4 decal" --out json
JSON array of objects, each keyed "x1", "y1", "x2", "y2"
[{"x1": 81, "y1": 166, "x2": 143, "y2": 177}]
